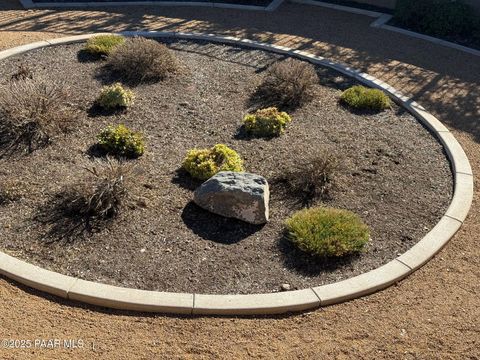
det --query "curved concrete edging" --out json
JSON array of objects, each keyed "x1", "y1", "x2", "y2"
[{"x1": 0, "y1": 32, "x2": 473, "y2": 315}]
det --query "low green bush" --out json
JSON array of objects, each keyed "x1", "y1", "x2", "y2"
[
  {"x1": 84, "y1": 35, "x2": 125, "y2": 56},
  {"x1": 97, "y1": 124, "x2": 145, "y2": 158},
  {"x1": 243, "y1": 107, "x2": 292, "y2": 137},
  {"x1": 340, "y1": 85, "x2": 391, "y2": 111},
  {"x1": 394, "y1": 0, "x2": 478, "y2": 38},
  {"x1": 96, "y1": 83, "x2": 135, "y2": 110},
  {"x1": 285, "y1": 207, "x2": 369, "y2": 257},
  {"x1": 182, "y1": 144, "x2": 244, "y2": 180}
]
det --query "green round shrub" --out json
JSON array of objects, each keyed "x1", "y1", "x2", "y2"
[
  {"x1": 243, "y1": 107, "x2": 292, "y2": 137},
  {"x1": 96, "y1": 83, "x2": 135, "y2": 110},
  {"x1": 340, "y1": 85, "x2": 391, "y2": 111},
  {"x1": 285, "y1": 207, "x2": 369, "y2": 257},
  {"x1": 182, "y1": 144, "x2": 244, "y2": 180},
  {"x1": 84, "y1": 35, "x2": 125, "y2": 56},
  {"x1": 97, "y1": 124, "x2": 145, "y2": 158}
]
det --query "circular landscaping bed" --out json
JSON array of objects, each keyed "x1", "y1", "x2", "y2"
[{"x1": 0, "y1": 37, "x2": 452, "y2": 295}]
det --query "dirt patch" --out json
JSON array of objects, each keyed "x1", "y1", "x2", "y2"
[{"x1": 0, "y1": 40, "x2": 452, "y2": 294}]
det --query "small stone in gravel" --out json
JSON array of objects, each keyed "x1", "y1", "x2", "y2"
[
  {"x1": 193, "y1": 171, "x2": 269, "y2": 224},
  {"x1": 280, "y1": 284, "x2": 291, "y2": 291}
]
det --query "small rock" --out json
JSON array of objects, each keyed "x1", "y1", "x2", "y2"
[
  {"x1": 280, "y1": 284, "x2": 291, "y2": 291},
  {"x1": 193, "y1": 171, "x2": 269, "y2": 224}
]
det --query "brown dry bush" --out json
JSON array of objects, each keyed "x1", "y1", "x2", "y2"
[
  {"x1": 10, "y1": 63, "x2": 33, "y2": 81},
  {"x1": 106, "y1": 37, "x2": 178, "y2": 84},
  {"x1": 0, "y1": 77, "x2": 76, "y2": 154},
  {"x1": 256, "y1": 58, "x2": 318, "y2": 109},
  {"x1": 35, "y1": 158, "x2": 139, "y2": 242},
  {"x1": 278, "y1": 151, "x2": 340, "y2": 205},
  {"x1": 78, "y1": 157, "x2": 138, "y2": 219}
]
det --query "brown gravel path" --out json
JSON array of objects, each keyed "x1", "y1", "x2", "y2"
[{"x1": 0, "y1": 1, "x2": 479, "y2": 359}]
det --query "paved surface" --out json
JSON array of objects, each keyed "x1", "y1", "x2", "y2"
[{"x1": 0, "y1": 1, "x2": 479, "y2": 358}]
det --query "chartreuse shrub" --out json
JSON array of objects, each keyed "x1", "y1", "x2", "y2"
[
  {"x1": 84, "y1": 35, "x2": 125, "y2": 56},
  {"x1": 243, "y1": 107, "x2": 291, "y2": 137},
  {"x1": 96, "y1": 83, "x2": 135, "y2": 110},
  {"x1": 340, "y1": 85, "x2": 391, "y2": 111},
  {"x1": 394, "y1": 0, "x2": 478, "y2": 38},
  {"x1": 97, "y1": 124, "x2": 145, "y2": 158},
  {"x1": 182, "y1": 144, "x2": 244, "y2": 180},
  {"x1": 285, "y1": 207, "x2": 369, "y2": 257}
]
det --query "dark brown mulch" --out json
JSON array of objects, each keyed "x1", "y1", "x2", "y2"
[{"x1": 0, "y1": 40, "x2": 452, "y2": 294}]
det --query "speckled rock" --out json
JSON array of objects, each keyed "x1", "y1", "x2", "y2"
[{"x1": 193, "y1": 171, "x2": 269, "y2": 224}]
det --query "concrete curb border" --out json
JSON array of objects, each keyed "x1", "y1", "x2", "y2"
[
  {"x1": 0, "y1": 32, "x2": 473, "y2": 315},
  {"x1": 290, "y1": 0, "x2": 480, "y2": 57},
  {"x1": 19, "y1": 0, "x2": 284, "y2": 11}
]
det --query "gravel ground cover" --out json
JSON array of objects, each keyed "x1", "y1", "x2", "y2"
[
  {"x1": 0, "y1": 2, "x2": 478, "y2": 358},
  {"x1": 0, "y1": 40, "x2": 452, "y2": 294}
]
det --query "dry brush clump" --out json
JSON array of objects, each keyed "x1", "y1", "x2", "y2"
[
  {"x1": 78, "y1": 157, "x2": 138, "y2": 219},
  {"x1": 277, "y1": 151, "x2": 340, "y2": 205},
  {"x1": 0, "y1": 77, "x2": 76, "y2": 154},
  {"x1": 35, "y1": 158, "x2": 140, "y2": 242},
  {"x1": 107, "y1": 37, "x2": 178, "y2": 84},
  {"x1": 255, "y1": 58, "x2": 318, "y2": 109},
  {"x1": 10, "y1": 63, "x2": 34, "y2": 81}
]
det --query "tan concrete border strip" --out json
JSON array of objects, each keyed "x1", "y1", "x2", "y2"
[{"x1": 0, "y1": 32, "x2": 473, "y2": 315}]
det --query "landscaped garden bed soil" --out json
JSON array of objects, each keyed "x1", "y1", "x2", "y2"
[{"x1": 0, "y1": 39, "x2": 452, "y2": 294}]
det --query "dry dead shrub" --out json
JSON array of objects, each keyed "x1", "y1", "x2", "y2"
[
  {"x1": 10, "y1": 63, "x2": 33, "y2": 81},
  {"x1": 257, "y1": 58, "x2": 318, "y2": 109},
  {"x1": 78, "y1": 157, "x2": 138, "y2": 219},
  {"x1": 279, "y1": 151, "x2": 339, "y2": 205},
  {"x1": 34, "y1": 157, "x2": 142, "y2": 242},
  {"x1": 107, "y1": 37, "x2": 178, "y2": 84},
  {"x1": 35, "y1": 158, "x2": 140, "y2": 242},
  {"x1": 0, "y1": 77, "x2": 76, "y2": 154}
]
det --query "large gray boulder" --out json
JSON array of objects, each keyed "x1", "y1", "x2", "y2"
[{"x1": 193, "y1": 171, "x2": 269, "y2": 224}]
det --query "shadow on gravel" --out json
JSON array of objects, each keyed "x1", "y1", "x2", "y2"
[
  {"x1": 33, "y1": 191, "x2": 111, "y2": 243},
  {"x1": 86, "y1": 103, "x2": 127, "y2": 118},
  {"x1": 181, "y1": 201, "x2": 263, "y2": 244},
  {"x1": 76, "y1": 49, "x2": 103, "y2": 63},
  {"x1": 85, "y1": 143, "x2": 109, "y2": 159},
  {"x1": 277, "y1": 232, "x2": 361, "y2": 276},
  {"x1": 171, "y1": 168, "x2": 202, "y2": 191}
]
